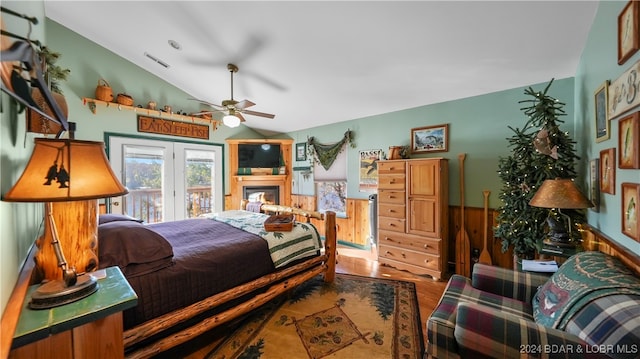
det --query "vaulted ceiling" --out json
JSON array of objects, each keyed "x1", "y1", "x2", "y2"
[{"x1": 44, "y1": 1, "x2": 598, "y2": 134}]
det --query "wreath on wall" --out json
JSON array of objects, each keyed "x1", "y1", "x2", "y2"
[{"x1": 307, "y1": 130, "x2": 355, "y2": 170}]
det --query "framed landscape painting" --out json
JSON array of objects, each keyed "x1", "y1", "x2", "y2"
[{"x1": 411, "y1": 124, "x2": 449, "y2": 153}]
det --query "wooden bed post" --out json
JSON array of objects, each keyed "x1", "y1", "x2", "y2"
[{"x1": 324, "y1": 211, "x2": 336, "y2": 283}]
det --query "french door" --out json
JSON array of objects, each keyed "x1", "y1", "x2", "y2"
[{"x1": 108, "y1": 136, "x2": 223, "y2": 223}]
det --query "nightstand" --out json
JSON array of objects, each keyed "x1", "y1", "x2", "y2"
[
  {"x1": 9, "y1": 266, "x2": 137, "y2": 359},
  {"x1": 539, "y1": 243, "x2": 582, "y2": 266}
]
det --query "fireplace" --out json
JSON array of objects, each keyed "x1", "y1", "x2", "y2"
[{"x1": 243, "y1": 186, "x2": 280, "y2": 205}]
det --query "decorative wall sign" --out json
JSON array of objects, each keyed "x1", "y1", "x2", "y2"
[
  {"x1": 590, "y1": 158, "x2": 600, "y2": 212},
  {"x1": 618, "y1": 0, "x2": 639, "y2": 65},
  {"x1": 137, "y1": 115, "x2": 209, "y2": 140},
  {"x1": 600, "y1": 148, "x2": 616, "y2": 195},
  {"x1": 411, "y1": 124, "x2": 449, "y2": 153},
  {"x1": 608, "y1": 59, "x2": 640, "y2": 120},
  {"x1": 358, "y1": 149, "x2": 382, "y2": 192},
  {"x1": 618, "y1": 111, "x2": 639, "y2": 169},
  {"x1": 594, "y1": 80, "x2": 610, "y2": 142},
  {"x1": 621, "y1": 182, "x2": 639, "y2": 241}
]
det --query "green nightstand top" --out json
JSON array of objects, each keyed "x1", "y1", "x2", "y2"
[{"x1": 12, "y1": 266, "x2": 138, "y2": 349}]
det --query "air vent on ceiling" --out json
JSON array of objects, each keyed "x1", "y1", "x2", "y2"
[{"x1": 144, "y1": 52, "x2": 170, "y2": 68}]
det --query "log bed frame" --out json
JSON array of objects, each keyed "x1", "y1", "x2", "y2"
[{"x1": 124, "y1": 205, "x2": 337, "y2": 358}]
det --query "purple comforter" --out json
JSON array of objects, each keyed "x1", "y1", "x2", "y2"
[{"x1": 121, "y1": 218, "x2": 275, "y2": 329}]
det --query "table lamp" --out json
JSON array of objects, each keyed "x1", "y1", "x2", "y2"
[
  {"x1": 3, "y1": 138, "x2": 128, "y2": 309},
  {"x1": 529, "y1": 178, "x2": 593, "y2": 248}
]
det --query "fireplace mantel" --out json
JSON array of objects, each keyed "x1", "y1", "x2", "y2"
[{"x1": 226, "y1": 139, "x2": 293, "y2": 209}]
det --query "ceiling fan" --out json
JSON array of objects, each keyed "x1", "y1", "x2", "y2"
[{"x1": 192, "y1": 63, "x2": 275, "y2": 128}]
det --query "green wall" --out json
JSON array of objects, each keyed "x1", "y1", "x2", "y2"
[
  {"x1": 0, "y1": 0, "x2": 47, "y2": 322},
  {"x1": 574, "y1": 1, "x2": 640, "y2": 254},
  {"x1": 287, "y1": 78, "x2": 576, "y2": 211}
]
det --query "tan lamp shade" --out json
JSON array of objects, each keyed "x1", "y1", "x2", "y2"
[
  {"x1": 529, "y1": 178, "x2": 593, "y2": 209},
  {"x1": 3, "y1": 138, "x2": 128, "y2": 202}
]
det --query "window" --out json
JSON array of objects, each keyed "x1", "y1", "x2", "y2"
[{"x1": 108, "y1": 136, "x2": 223, "y2": 222}]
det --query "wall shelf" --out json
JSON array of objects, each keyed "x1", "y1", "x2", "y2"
[
  {"x1": 81, "y1": 98, "x2": 219, "y2": 128},
  {"x1": 234, "y1": 175, "x2": 288, "y2": 181}
]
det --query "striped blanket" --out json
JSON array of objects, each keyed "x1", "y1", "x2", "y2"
[{"x1": 207, "y1": 210, "x2": 322, "y2": 268}]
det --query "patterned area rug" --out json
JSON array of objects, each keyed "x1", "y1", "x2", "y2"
[{"x1": 204, "y1": 274, "x2": 423, "y2": 359}]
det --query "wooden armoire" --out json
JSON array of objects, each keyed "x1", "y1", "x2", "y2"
[{"x1": 377, "y1": 158, "x2": 449, "y2": 280}]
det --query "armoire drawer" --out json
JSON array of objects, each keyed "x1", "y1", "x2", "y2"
[
  {"x1": 378, "y1": 190, "x2": 405, "y2": 204},
  {"x1": 378, "y1": 203, "x2": 405, "y2": 219},
  {"x1": 378, "y1": 244, "x2": 440, "y2": 271},
  {"x1": 378, "y1": 216, "x2": 406, "y2": 232},
  {"x1": 378, "y1": 230, "x2": 440, "y2": 256},
  {"x1": 378, "y1": 174, "x2": 405, "y2": 190},
  {"x1": 378, "y1": 161, "x2": 406, "y2": 174}
]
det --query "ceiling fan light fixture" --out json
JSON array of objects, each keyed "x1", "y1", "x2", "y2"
[{"x1": 223, "y1": 114, "x2": 241, "y2": 128}]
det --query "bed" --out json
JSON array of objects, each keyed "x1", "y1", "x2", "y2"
[{"x1": 97, "y1": 205, "x2": 336, "y2": 359}]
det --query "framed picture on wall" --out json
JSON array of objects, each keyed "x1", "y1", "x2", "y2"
[
  {"x1": 590, "y1": 158, "x2": 600, "y2": 212},
  {"x1": 411, "y1": 124, "x2": 449, "y2": 153},
  {"x1": 600, "y1": 148, "x2": 616, "y2": 195},
  {"x1": 618, "y1": 111, "x2": 639, "y2": 169},
  {"x1": 358, "y1": 149, "x2": 382, "y2": 192},
  {"x1": 295, "y1": 142, "x2": 307, "y2": 161},
  {"x1": 618, "y1": 0, "x2": 639, "y2": 65},
  {"x1": 594, "y1": 81, "x2": 610, "y2": 142},
  {"x1": 621, "y1": 182, "x2": 639, "y2": 241}
]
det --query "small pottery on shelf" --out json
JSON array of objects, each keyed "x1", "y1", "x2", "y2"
[{"x1": 116, "y1": 93, "x2": 134, "y2": 106}]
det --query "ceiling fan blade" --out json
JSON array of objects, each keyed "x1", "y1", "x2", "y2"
[
  {"x1": 234, "y1": 99, "x2": 255, "y2": 110},
  {"x1": 235, "y1": 112, "x2": 246, "y2": 122},
  {"x1": 242, "y1": 109, "x2": 275, "y2": 119}
]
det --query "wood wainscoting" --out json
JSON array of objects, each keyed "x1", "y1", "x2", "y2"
[
  {"x1": 229, "y1": 193, "x2": 639, "y2": 273},
  {"x1": 582, "y1": 225, "x2": 640, "y2": 276},
  {"x1": 447, "y1": 205, "x2": 510, "y2": 270},
  {"x1": 291, "y1": 195, "x2": 370, "y2": 248},
  {"x1": 447, "y1": 205, "x2": 640, "y2": 274}
]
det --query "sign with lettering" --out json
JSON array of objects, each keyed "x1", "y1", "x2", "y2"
[{"x1": 137, "y1": 115, "x2": 210, "y2": 140}]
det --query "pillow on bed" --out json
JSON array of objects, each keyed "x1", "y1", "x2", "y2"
[
  {"x1": 99, "y1": 213, "x2": 144, "y2": 225},
  {"x1": 98, "y1": 220, "x2": 174, "y2": 277}
]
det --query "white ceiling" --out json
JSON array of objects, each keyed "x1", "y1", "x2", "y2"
[{"x1": 43, "y1": 1, "x2": 598, "y2": 135}]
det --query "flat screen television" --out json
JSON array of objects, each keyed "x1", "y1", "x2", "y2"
[{"x1": 238, "y1": 143, "x2": 281, "y2": 168}]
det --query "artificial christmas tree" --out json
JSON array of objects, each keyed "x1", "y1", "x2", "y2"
[{"x1": 495, "y1": 79, "x2": 586, "y2": 259}]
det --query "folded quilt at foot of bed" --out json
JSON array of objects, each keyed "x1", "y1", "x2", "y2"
[{"x1": 206, "y1": 210, "x2": 323, "y2": 268}]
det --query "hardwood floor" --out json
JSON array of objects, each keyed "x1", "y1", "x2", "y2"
[{"x1": 153, "y1": 247, "x2": 447, "y2": 358}]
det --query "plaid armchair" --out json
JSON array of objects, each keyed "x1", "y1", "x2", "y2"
[{"x1": 426, "y1": 252, "x2": 640, "y2": 359}]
